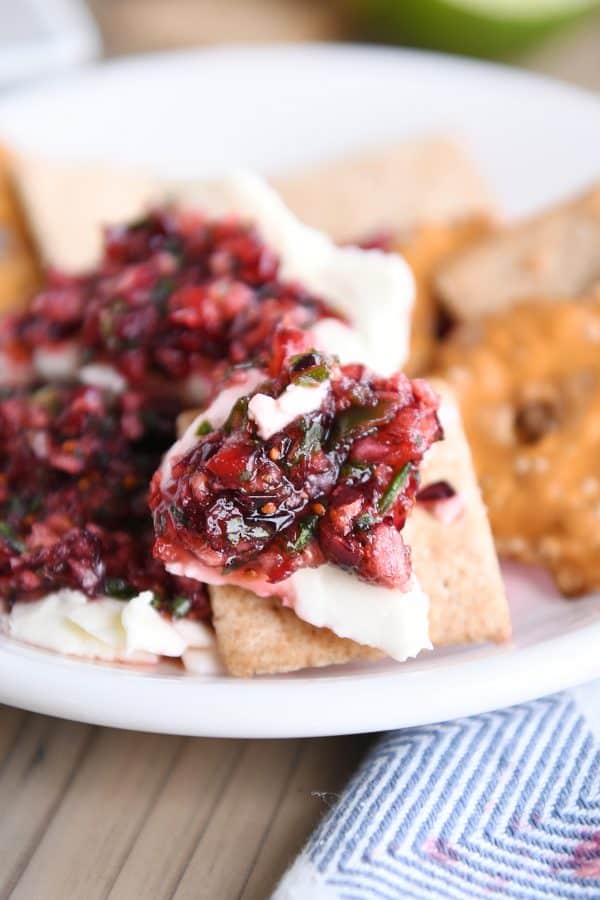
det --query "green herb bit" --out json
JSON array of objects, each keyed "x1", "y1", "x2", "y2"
[
  {"x1": 104, "y1": 577, "x2": 137, "y2": 600},
  {"x1": 154, "y1": 510, "x2": 166, "y2": 536},
  {"x1": 340, "y1": 459, "x2": 373, "y2": 481},
  {"x1": 239, "y1": 470, "x2": 252, "y2": 483},
  {"x1": 150, "y1": 593, "x2": 163, "y2": 611},
  {"x1": 330, "y1": 399, "x2": 397, "y2": 445},
  {"x1": 293, "y1": 419, "x2": 324, "y2": 462},
  {"x1": 294, "y1": 364, "x2": 330, "y2": 386},
  {"x1": 171, "y1": 596, "x2": 192, "y2": 618},
  {"x1": 224, "y1": 396, "x2": 249, "y2": 434},
  {"x1": 100, "y1": 299, "x2": 126, "y2": 345},
  {"x1": 0, "y1": 521, "x2": 24, "y2": 552},
  {"x1": 151, "y1": 277, "x2": 175, "y2": 311},
  {"x1": 163, "y1": 235, "x2": 184, "y2": 257},
  {"x1": 170, "y1": 504, "x2": 188, "y2": 527},
  {"x1": 289, "y1": 515, "x2": 318, "y2": 553},
  {"x1": 356, "y1": 513, "x2": 375, "y2": 531},
  {"x1": 226, "y1": 516, "x2": 270, "y2": 547},
  {"x1": 195, "y1": 419, "x2": 213, "y2": 437},
  {"x1": 378, "y1": 463, "x2": 412, "y2": 514},
  {"x1": 129, "y1": 214, "x2": 152, "y2": 232},
  {"x1": 31, "y1": 385, "x2": 61, "y2": 411}
]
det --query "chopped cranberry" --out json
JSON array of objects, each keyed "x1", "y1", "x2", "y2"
[
  {"x1": 1, "y1": 210, "x2": 343, "y2": 409},
  {"x1": 151, "y1": 333, "x2": 442, "y2": 590},
  {"x1": 0, "y1": 383, "x2": 209, "y2": 620},
  {"x1": 416, "y1": 481, "x2": 456, "y2": 502}
]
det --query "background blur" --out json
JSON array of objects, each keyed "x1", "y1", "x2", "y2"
[
  {"x1": 2, "y1": 0, "x2": 600, "y2": 91},
  {"x1": 90, "y1": 0, "x2": 600, "y2": 87}
]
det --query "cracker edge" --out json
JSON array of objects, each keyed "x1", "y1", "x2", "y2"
[{"x1": 436, "y1": 182, "x2": 600, "y2": 320}]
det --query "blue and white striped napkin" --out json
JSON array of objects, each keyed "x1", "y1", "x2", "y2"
[{"x1": 273, "y1": 681, "x2": 600, "y2": 899}]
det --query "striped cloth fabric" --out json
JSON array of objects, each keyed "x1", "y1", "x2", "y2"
[{"x1": 273, "y1": 681, "x2": 600, "y2": 900}]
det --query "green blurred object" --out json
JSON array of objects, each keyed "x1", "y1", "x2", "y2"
[{"x1": 351, "y1": 0, "x2": 599, "y2": 58}]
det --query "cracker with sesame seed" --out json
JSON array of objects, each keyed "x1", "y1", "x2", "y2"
[
  {"x1": 436, "y1": 183, "x2": 600, "y2": 321},
  {"x1": 211, "y1": 380, "x2": 510, "y2": 677},
  {"x1": 437, "y1": 299, "x2": 600, "y2": 596}
]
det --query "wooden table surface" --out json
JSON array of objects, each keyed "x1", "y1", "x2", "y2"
[{"x1": 2, "y1": 7, "x2": 599, "y2": 900}]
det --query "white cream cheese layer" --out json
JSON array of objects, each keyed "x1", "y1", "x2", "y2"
[
  {"x1": 5, "y1": 589, "x2": 220, "y2": 672},
  {"x1": 160, "y1": 367, "x2": 264, "y2": 486},
  {"x1": 33, "y1": 343, "x2": 81, "y2": 381},
  {"x1": 180, "y1": 171, "x2": 415, "y2": 374},
  {"x1": 288, "y1": 567, "x2": 431, "y2": 662},
  {"x1": 166, "y1": 553, "x2": 431, "y2": 662},
  {"x1": 79, "y1": 363, "x2": 127, "y2": 394},
  {"x1": 248, "y1": 380, "x2": 329, "y2": 440}
]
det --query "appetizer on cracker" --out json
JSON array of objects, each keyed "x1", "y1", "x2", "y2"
[{"x1": 0, "y1": 139, "x2": 513, "y2": 676}]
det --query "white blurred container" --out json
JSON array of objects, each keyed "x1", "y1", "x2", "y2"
[{"x1": 0, "y1": 0, "x2": 100, "y2": 87}]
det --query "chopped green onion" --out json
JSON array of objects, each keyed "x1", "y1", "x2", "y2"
[
  {"x1": 224, "y1": 396, "x2": 249, "y2": 434},
  {"x1": 170, "y1": 504, "x2": 188, "y2": 526},
  {"x1": 340, "y1": 459, "x2": 373, "y2": 481},
  {"x1": 294, "y1": 364, "x2": 330, "y2": 386},
  {"x1": 104, "y1": 577, "x2": 137, "y2": 600},
  {"x1": 171, "y1": 596, "x2": 192, "y2": 618},
  {"x1": 293, "y1": 419, "x2": 324, "y2": 462},
  {"x1": 356, "y1": 513, "x2": 375, "y2": 531},
  {"x1": 330, "y1": 399, "x2": 397, "y2": 445},
  {"x1": 151, "y1": 277, "x2": 175, "y2": 311},
  {"x1": 289, "y1": 515, "x2": 318, "y2": 553},
  {"x1": 150, "y1": 593, "x2": 163, "y2": 610},
  {"x1": 226, "y1": 516, "x2": 270, "y2": 546},
  {"x1": 195, "y1": 419, "x2": 213, "y2": 437},
  {"x1": 378, "y1": 463, "x2": 412, "y2": 514},
  {"x1": 0, "y1": 521, "x2": 24, "y2": 552}
]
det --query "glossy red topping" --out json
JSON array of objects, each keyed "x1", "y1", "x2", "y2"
[
  {"x1": 151, "y1": 331, "x2": 442, "y2": 589},
  {"x1": 1, "y1": 210, "x2": 343, "y2": 404},
  {"x1": 0, "y1": 382, "x2": 208, "y2": 618}
]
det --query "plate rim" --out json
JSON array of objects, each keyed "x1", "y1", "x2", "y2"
[{"x1": 0, "y1": 42, "x2": 599, "y2": 736}]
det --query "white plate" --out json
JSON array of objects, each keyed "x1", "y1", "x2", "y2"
[{"x1": 0, "y1": 45, "x2": 598, "y2": 737}]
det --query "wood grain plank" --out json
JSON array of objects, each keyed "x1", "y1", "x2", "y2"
[
  {"x1": 107, "y1": 738, "x2": 244, "y2": 900},
  {"x1": 10, "y1": 728, "x2": 184, "y2": 900},
  {"x1": 240, "y1": 735, "x2": 371, "y2": 900},
  {"x1": 0, "y1": 706, "x2": 29, "y2": 767},
  {"x1": 171, "y1": 740, "x2": 301, "y2": 900},
  {"x1": 0, "y1": 714, "x2": 93, "y2": 899}
]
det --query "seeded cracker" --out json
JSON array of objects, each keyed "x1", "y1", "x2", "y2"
[{"x1": 437, "y1": 183, "x2": 600, "y2": 321}]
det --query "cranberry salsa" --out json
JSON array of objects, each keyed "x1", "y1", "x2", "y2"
[
  {"x1": 0, "y1": 382, "x2": 208, "y2": 619},
  {"x1": 1, "y1": 210, "x2": 343, "y2": 406},
  {"x1": 151, "y1": 328, "x2": 442, "y2": 591}
]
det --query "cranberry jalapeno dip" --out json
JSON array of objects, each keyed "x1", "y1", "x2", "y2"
[
  {"x1": 151, "y1": 329, "x2": 442, "y2": 597},
  {"x1": 0, "y1": 210, "x2": 345, "y2": 406},
  {"x1": 0, "y1": 382, "x2": 208, "y2": 621}
]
